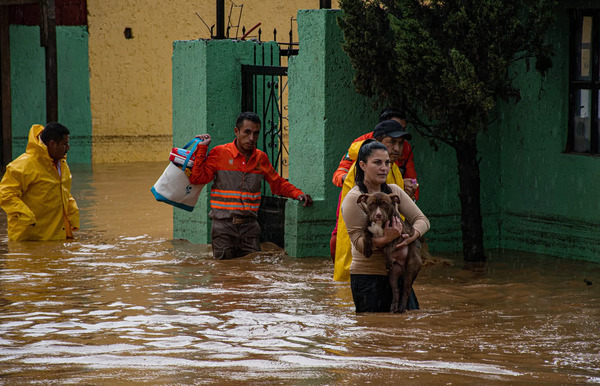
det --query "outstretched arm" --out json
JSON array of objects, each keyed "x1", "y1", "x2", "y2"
[{"x1": 297, "y1": 194, "x2": 313, "y2": 207}]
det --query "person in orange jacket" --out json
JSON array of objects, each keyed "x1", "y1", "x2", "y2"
[
  {"x1": 330, "y1": 108, "x2": 419, "y2": 264},
  {"x1": 189, "y1": 112, "x2": 313, "y2": 260},
  {"x1": 0, "y1": 123, "x2": 79, "y2": 241}
]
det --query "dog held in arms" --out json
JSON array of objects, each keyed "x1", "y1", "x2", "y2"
[{"x1": 357, "y1": 192, "x2": 422, "y2": 313}]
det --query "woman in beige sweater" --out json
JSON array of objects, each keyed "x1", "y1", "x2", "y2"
[{"x1": 341, "y1": 139, "x2": 430, "y2": 312}]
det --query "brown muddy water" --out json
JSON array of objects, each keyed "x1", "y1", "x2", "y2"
[{"x1": 0, "y1": 162, "x2": 599, "y2": 384}]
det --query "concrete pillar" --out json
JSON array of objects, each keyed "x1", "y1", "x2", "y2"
[
  {"x1": 285, "y1": 9, "x2": 377, "y2": 257},
  {"x1": 9, "y1": 25, "x2": 91, "y2": 163}
]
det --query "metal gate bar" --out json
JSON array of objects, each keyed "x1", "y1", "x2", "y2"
[
  {"x1": 241, "y1": 51, "x2": 291, "y2": 247},
  {"x1": 241, "y1": 63, "x2": 289, "y2": 189}
]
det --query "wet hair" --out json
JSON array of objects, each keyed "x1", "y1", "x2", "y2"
[
  {"x1": 40, "y1": 122, "x2": 69, "y2": 145},
  {"x1": 355, "y1": 139, "x2": 393, "y2": 194},
  {"x1": 379, "y1": 107, "x2": 406, "y2": 122},
  {"x1": 236, "y1": 112, "x2": 261, "y2": 128}
]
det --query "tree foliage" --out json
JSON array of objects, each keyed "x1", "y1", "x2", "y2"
[{"x1": 339, "y1": 0, "x2": 555, "y2": 146}]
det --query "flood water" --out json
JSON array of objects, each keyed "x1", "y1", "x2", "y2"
[{"x1": 1, "y1": 162, "x2": 599, "y2": 384}]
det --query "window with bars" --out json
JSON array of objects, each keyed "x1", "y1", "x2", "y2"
[{"x1": 568, "y1": 10, "x2": 600, "y2": 154}]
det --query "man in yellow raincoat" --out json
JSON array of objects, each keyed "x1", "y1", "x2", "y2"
[
  {"x1": 333, "y1": 120, "x2": 409, "y2": 282},
  {"x1": 0, "y1": 123, "x2": 79, "y2": 241}
]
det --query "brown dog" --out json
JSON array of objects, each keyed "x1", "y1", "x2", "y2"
[{"x1": 357, "y1": 192, "x2": 422, "y2": 313}]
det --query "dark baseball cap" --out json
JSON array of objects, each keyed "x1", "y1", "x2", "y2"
[{"x1": 373, "y1": 120, "x2": 412, "y2": 140}]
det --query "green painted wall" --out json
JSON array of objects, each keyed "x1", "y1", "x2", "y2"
[
  {"x1": 286, "y1": 10, "x2": 377, "y2": 257},
  {"x1": 171, "y1": 39, "x2": 281, "y2": 244},
  {"x1": 413, "y1": 112, "x2": 503, "y2": 253},
  {"x1": 493, "y1": 8, "x2": 600, "y2": 261},
  {"x1": 10, "y1": 25, "x2": 92, "y2": 164}
]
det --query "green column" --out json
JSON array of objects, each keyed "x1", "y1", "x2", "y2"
[
  {"x1": 10, "y1": 25, "x2": 91, "y2": 163},
  {"x1": 286, "y1": 10, "x2": 377, "y2": 257}
]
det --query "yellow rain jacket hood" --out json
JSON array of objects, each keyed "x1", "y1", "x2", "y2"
[
  {"x1": 333, "y1": 140, "x2": 404, "y2": 282},
  {"x1": 0, "y1": 124, "x2": 79, "y2": 241}
]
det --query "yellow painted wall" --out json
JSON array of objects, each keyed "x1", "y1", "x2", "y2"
[{"x1": 87, "y1": 0, "x2": 339, "y2": 163}]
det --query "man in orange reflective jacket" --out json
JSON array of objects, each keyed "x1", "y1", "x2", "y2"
[
  {"x1": 189, "y1": 112, "x2": 313, "y2": 259},
  {"x1": 332, "y1": 108, "x2": 418, "y2": 195}
]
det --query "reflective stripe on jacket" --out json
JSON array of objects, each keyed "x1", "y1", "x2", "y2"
[
  {"x1": 0, "y1": 124, "x2": 79, "y2": 241},
  {"x1": 189, "y1": 140, "x2": 304, "y2": 220}
]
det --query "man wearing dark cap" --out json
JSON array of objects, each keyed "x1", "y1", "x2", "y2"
[
  {"x1": 332, "y1": 117, "x2": 419, "y2": 282},
  {"x1": 332, "y1": 108, "x2": 418, "y2": 199}
]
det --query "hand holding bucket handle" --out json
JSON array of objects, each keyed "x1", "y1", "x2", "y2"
[{"x1": 194, "y1": 134, "x2": 212, "y2": 147}]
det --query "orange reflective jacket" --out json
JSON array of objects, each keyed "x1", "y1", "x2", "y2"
[{"x1": 190, "y1": 140, "x2": 304, "y2": 220}]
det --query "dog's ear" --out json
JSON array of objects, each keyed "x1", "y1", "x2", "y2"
[
  {"x1": 357, "y1": 194, "x2": 370, "y2": 214},
  {"x1": 357, "y1": 194, "x2": 370, "y2": 204}
]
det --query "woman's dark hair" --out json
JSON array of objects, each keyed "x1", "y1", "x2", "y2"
[
  {"x1": 354, "y1": 139, "x2": 392, "y2": 194},
  {"x1": 40, "y1": 122, "x2": 69, "y2": 145},
  {"x1": 236, "y1": 112, "x2": 261, "y2": 128}
]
